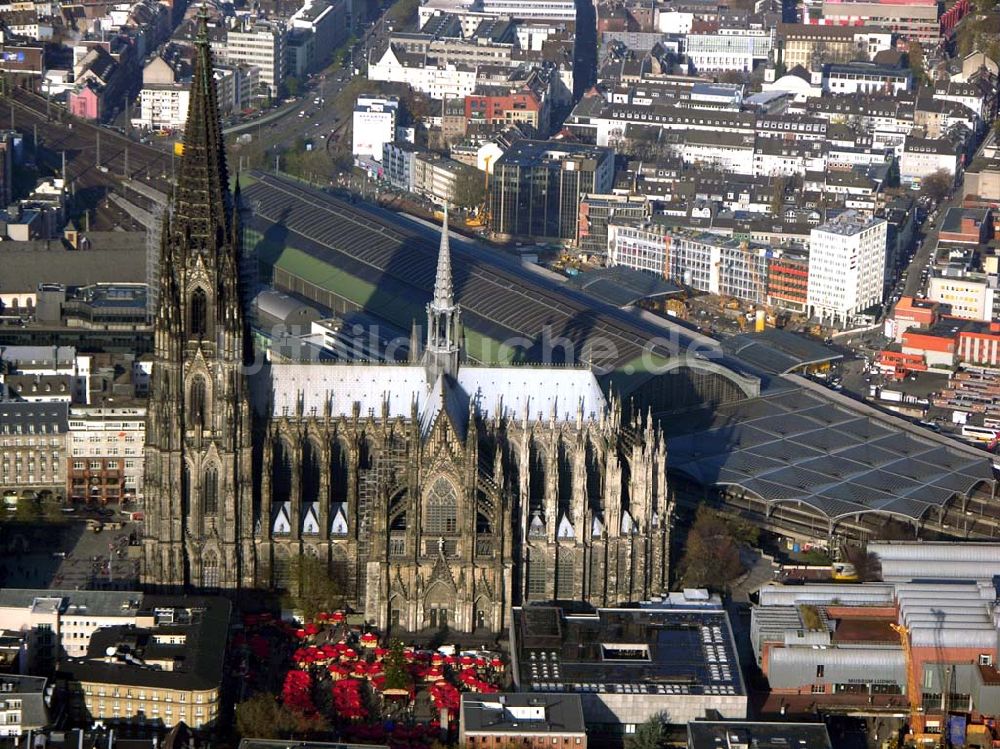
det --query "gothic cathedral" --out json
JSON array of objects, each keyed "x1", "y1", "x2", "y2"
[{"x1": 142, "y1": 9, "x2": 673, "y2": 633}]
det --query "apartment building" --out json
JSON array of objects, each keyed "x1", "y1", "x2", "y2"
[
  {"x1": 807, "y1": 210, "x2": 887, "y2": 324},
  {"x1": 460, "y1": 693, "x2": 587, "y2": 748},
  {"x1": 66, "y1": 404, "x2": 146, "y2": 504},
  {"x1": 0, "y1": 675, "x2": 48, "y2": 737},
  {"x1": 368, "y1": 45, "x2": 477, "y2": 99},
  {"x1": 899, "y1": 136, "x2": 960, "y2": 186}
]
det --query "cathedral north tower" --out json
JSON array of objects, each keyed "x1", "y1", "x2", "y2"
[{"x1": 142, "y1": 5, "x2": 256, "y2": 590}]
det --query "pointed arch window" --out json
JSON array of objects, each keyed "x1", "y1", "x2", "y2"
[
  {"x1": 331, "y1": 439, "x2": 349, "y2": 502},
  {"x1": 425, "y1": 477, "x2": 457, "y2": 534},
  {"x1": 203, "y1": 465, "x2": 218, "y2": 515},
  {"x1": 202, "y1": 551, "x2": 220, "y2": 588},
  {"x1": 302, "y1": 441, "x2": 321, "y2": 505},
  {"x1": 189, "y1": 377, "x2": 207, "y2": 428},
  {"x1": 189, "y1": 288, "x2": 208, "y2": 339}
]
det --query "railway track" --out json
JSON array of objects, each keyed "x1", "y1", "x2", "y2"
[{"x1": 3, "y1": 88, "x2": 175, "y2": 226}]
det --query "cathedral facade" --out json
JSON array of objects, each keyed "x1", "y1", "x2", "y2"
[{"x1": 142, "y1": 11, "x2": 672, "y2": 633}]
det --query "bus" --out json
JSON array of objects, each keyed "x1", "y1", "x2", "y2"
[{"x1": 961, "y1": 425, "x2": 1000, "y2": 443}]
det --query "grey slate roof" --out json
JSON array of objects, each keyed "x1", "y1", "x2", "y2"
[
  {"x1": 0, "y1": 401, "x2": 69, "y2": 434},
  {"x1": 0, "y1": 234, "x2": 146, "y2": 291}
]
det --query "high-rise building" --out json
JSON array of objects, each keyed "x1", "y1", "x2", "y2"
[
  {"x1": 142, "y1": 24, "x2": 671, "y2": 632},
  {"x1": 807, "y1": 210, "x2": 887, "y2": 325},
  {"x1": 490, "y1": 140, "x2": 614, "y2": 242}
]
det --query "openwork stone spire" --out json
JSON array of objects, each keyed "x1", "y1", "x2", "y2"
[
  {"x1": 175, "y1": 3, "x2": 230, "y2": 251},
  {"x1": 431, "y1": 204, "x2": 454, "y2": 311}
]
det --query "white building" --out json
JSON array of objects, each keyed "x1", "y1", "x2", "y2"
[
  {"x1": 686, "y1": 29, "x2": 773, "y2": 74},
  {"x1": 927, "y1": 274, "x2": 993, "y2": 321},
  {"x1": 657, "y1": 9, "x2": 694, "y2": 34},
  {"x1": 899, "y1": 136, "x2": 960, "y2": 187},
  {"x1": 823, "y1": 62, "x2": 912, "y2": 96},
  {"x1": 478, "y1": 0, "x2": 576, "y2": 22},
  {"x1": 67, "y1": 404, "x2": 146, "y2": 502},
  {"x1": 221, "y1": 18, "x2": 285, "y2": 98},
  {"x1": 352, "y1": 95, "x2": 399, "y2": 161},
  {"x1": 0, "y1": 590, "x2": 141, "y2": 669},
  {"x1": 368, "y1": 45, "x2": 477, "y2": 99},
  {"x1": 807, "y1": 210, "x2": 888, "y2": 325}
]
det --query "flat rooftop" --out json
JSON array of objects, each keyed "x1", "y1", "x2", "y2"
[
  {"x1": 688, "y1": 721, "x2": 832, "y2": 749},
  {"x1": 460, "y1": 693, "x2": 585, "y2": 735},
  {"x1": 512, "y1": 603, "x2": 744, "y2": 698},
  {"x1": 0, "y1": 589, "x2": 141, "y2": 618}
]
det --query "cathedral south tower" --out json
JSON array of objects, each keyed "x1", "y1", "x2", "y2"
[{"x1": 142, "y1": 5, "x2": 255, "y2": 590}]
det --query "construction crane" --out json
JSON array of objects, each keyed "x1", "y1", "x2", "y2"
[
  {"x1": 466, "y1": 154, "x2": 492, "y2": 229},
  {"x1": 891, "y1": 623, "x2": 937, "y2": 748}
]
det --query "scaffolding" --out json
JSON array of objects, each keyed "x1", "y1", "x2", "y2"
[{"x1": 146, "y1": 201, "x2": 163, "y2": 322}]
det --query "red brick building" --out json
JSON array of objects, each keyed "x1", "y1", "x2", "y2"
[
  {"x1": 766, "y1": 252, "x2": 809, "y2": 313},
  {"x1": 465, "y1": 88, "x2": 548, "y2": 135}
]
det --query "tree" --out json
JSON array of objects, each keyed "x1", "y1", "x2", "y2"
[
  {"x1": 920, "y1": 168, "x2": 954, "y2": 204},
  {"x1": 450, "y1": 166, "x2": 487, "y2": 211},
  {"x1": 717, "y1": 69, "x2": 746, "y2": 85},
  {"x1": 285, "y1": 77, "x2": 301, "y2": 98},
  {"x1": 235, "y1": 694, "x2": 289, "y2": 739},
  {"x1": 626, "y1": 713, "x2": 668, "y2": 749},
  {"x1": 677, "y1": 506, "x2": 752, "y2": 591},
  {"x1": 283, "y1": 554, "x2": 344, "y2": 621},
  {"x1": 906, "y1": 41, "x2": 926, "y2": 84},
  {"x1": 770, "y1": 176, "x2": 789, "y2": 215},
  {"x1": 383, "y1": 638, "x2": 412, "y2": 691}
]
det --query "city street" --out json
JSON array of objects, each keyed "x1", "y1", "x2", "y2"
[{"x1": 0, "y1": 517, "x2": 140, "y2": 591}]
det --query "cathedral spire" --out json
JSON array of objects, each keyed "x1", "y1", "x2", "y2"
[
  {"x1": 431, "y1": 204, "x2": 454, "y2": 311},
  {"x1": 174, "y1": 2, "x2": 230, "y2": 248},
  {"x1": 423, "y1": 205, "x2": 461, "y2": 380}
]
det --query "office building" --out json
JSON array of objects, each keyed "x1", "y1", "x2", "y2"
[
  {"x1": 807, "y1": 210, "x2": 887, "y2": 325},
  {"x1": 0, "y1": 402, "x2": 68, "y2": 498},
  {"x1": 66, "y1": 404, "x2": 146, "y2": 504},
  {"x1": 812, "y1": 0, "x2": 940, "y2": 44},
  {"x1": 221, "y1": 18, "x2": 285, "y2": 98},
  {"x1": 0, "y1": 589, "x2": 142, "y2": 669},
  {"x1": 61, "y1": 596, "x2": 230, "y2": 730},
  {"x1": 686, "y1": 29, "x2": 774, "y2": 74},
  {"x1": 511, "y1": 595, "x2": 747, "y2": 731},
  {"x1": 478, "y1": 0, "x2": 576, "y2": 22},
  {"x1": 490, "y1": 140, "x2": 614, "y2": 242}
]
